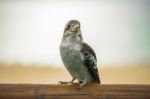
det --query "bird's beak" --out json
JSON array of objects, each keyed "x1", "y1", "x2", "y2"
[
  {"x1": 75, "y1": 24, "x2": 80, "y2": 29},
  {"x1": 73, "y1": 25, "x2": 80, "y2": 32}
]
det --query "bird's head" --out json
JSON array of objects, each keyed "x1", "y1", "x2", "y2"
[
  {"x1": 63, "y1": 20, "x2": 83, "y2": 40},
  {"x1": 64, "y1": 20, "x2": 80, "y2": 33}
]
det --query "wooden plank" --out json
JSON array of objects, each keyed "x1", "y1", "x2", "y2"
[{"x1": 0, "y1": 84, "x2": 150, "y2": 99}]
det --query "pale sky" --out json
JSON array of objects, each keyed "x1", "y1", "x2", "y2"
[{"x1": 0, "y1": 0, "x2": 150, "y2": 67}]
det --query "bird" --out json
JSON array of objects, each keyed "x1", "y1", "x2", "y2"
[{"x1": 59, "y1": 20, "x2": 100, "y2": 89}]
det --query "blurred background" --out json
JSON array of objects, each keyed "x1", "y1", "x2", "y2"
[{"x1": 0, "y1": 0, "x2": 150, "y2": 84}]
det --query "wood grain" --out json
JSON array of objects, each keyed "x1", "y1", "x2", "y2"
[{"x1": 0, "y1": 84, "x2": 150, "y2": 99}]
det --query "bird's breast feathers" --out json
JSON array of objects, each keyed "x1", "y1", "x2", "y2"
[{"x1": 60, "y1": 40, "x2": 81, "y2": 51}]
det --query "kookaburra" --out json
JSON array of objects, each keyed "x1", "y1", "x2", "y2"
[{"x1": 59, "y1": 20, "x2": 100, "y2": 89}]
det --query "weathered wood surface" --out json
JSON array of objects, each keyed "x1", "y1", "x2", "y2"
[{"x1": 0, "y1": 84, "x2": 150, "y2": 99}]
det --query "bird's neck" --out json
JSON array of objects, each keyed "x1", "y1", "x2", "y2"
[{"x1": 62, "y1": 32, "x2": 83, "y2": 44}]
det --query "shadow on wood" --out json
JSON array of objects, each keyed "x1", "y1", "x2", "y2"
[{"x1": 0, "y1": 84, "x2": 150, "y2": 99}]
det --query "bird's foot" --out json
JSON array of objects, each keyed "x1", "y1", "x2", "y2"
[
  {"x1": 58, "y1": 81, "x2": 78, "y2": 85},
  {"x1": 58, "y1": 81, "x2": 71, "y2": 85},
  {"x1": 58, "y1": 78, "x2": 76, "y2": 85},
  {"x1": 76, "y1": 81, "x2": 87, "y2": 90}
]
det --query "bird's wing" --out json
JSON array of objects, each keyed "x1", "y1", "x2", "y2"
[{"x1": 80, "y1": 42, "x2": 100, "y2": 83}]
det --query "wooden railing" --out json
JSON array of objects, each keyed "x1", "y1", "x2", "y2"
[{"x1": 0, "y1": 84, "x2": 150, "y2": 99}]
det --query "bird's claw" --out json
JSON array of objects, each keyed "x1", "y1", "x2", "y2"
[
  {"x1": 58, "y1": 81, "x2": 61, "y2": 85},
  {"x1": 58, "y1": 81, "x2": 66, "y2": 85},
  {"x1": 76, "y1": 82, "x2": 87, "y2": 90},
  {"x1": 58, "y1": 81, "x2": 79, "y2": 85},
  {"x1": 58, "y1": 81, "x2": 71, "y2": 85}
]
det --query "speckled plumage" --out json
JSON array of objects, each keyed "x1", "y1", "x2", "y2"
[{"x1": 59, "y1": 20, "x2": 100, "y2": 89}]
